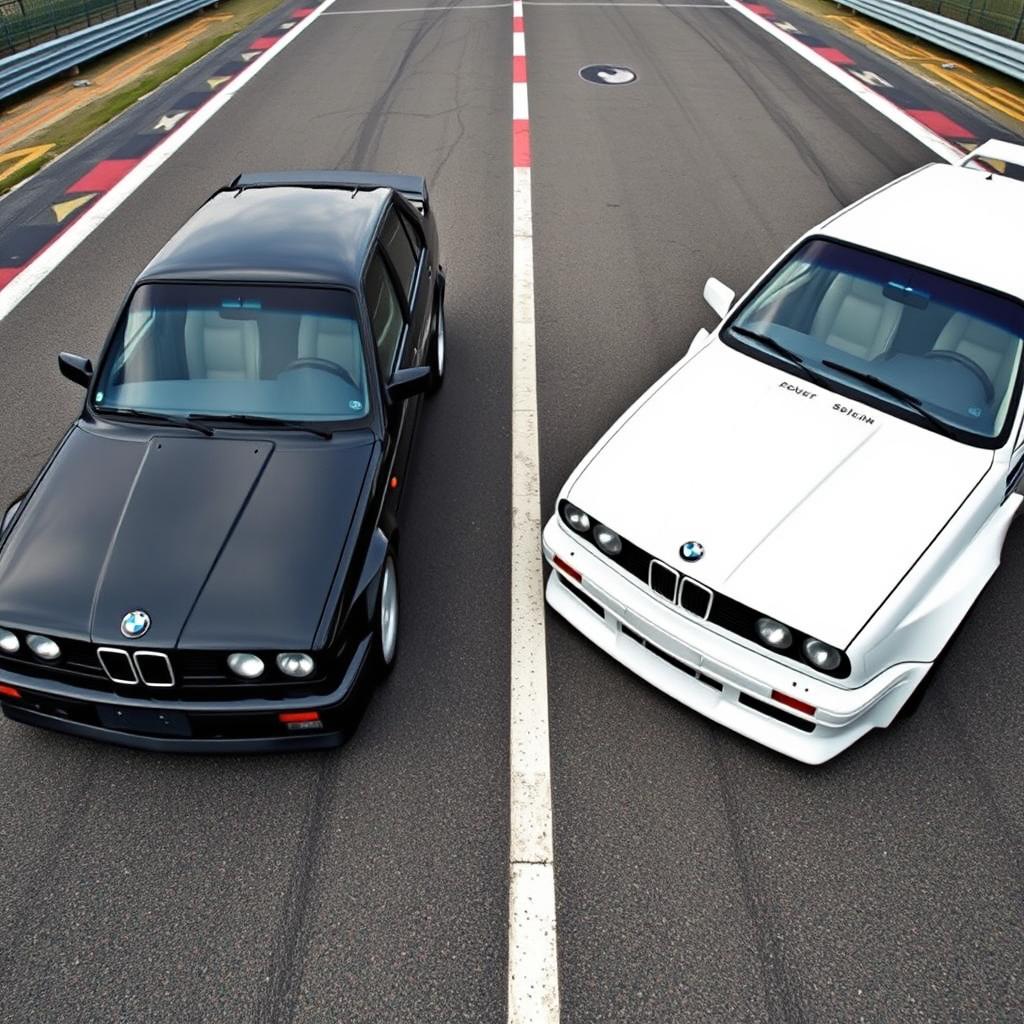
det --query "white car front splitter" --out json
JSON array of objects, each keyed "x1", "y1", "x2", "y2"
[{"x1": 542, "y1": 517, "x2": 929, "y2": 765}]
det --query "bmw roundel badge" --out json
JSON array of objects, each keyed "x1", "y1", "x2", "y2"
[
  {"x1": 680, "y1": 541, "x2": 704, "y2": 562},
  {"x1": 121, "y1": 610, "x2": 151, "y2": 639}
]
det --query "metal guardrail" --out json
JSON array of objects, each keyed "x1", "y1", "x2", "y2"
[
  {"x1": 0, "y1": 0, "x2": 217, "y2": 101},
  {"x1": 838, "y1": 0, "x2": 1024, "y2": 81}
]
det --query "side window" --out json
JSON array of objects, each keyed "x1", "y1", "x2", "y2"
[
  {"x1": 366, "y1": 250, "x2": 405, "y2": 372},
  {"x1": 400, "y1": 209, "x2": 423, "y2": 262},
  {"x1": 381, "y1": 208, "x2": 418, "y2": 299}
]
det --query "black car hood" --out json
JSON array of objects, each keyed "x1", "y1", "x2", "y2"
[{"x1": 0, "y1": 426, "x2": 376, "y2": 649}]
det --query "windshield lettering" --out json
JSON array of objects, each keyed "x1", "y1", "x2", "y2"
[
  {"x1": 725, "y1": 238, "x2": 1024, "y2": 447},
  {"x1": 833, "y1": 403, "x2": 875, "y2": 424},
  {"x1": 778, "y1": 381, "x2": 816, "y2": 399}
]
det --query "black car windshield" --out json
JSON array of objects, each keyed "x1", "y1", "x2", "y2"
[
  {"x1": 725, "y1": 238, "x2": 1024, "y2": 445},
  {"x1": 94, "y1": 283, "x2": 371, "y2": 424}
]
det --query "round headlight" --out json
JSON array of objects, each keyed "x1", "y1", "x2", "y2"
[
  {"x1": 228, "y1": 653, "x2": 265, "y2": 679},
  {"x1": 277, "y1": 653, "x2": 315, "y2": 678},
  {"x1": 803, "y1": 638, "x2": 841, "y2": 672},
  {"x1": 755, "y1": 617, "x2": 792, "y2": 650},
  {"x1": 0, "y1": 628, "x2": 19, "y2": 654},
  {"x1": 593, "y1": 525, "x2": 622, "y2": 557},
  {"x1": 564, "y1": 503, "x2": 591, "y2": 533},
  {"x1": 26, "y1": 634, "x2": 60, "y2": 661}
]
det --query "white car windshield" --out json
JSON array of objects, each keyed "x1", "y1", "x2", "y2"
[
  {"x1": 726, "y1": 238, "x2": 1024, "y2": 445},
  {"x1": 94, "y1": 283, "x2": 371, "y2": 425}
]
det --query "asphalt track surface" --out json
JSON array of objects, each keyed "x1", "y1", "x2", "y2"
[{"x1": 0, "y1": 1, "x2": 1021, "y2": 1021}]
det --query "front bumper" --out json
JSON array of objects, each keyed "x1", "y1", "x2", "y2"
[
  {"x1": 543, "y1": 517, "x2": 928, "y2": 764},
  {"x1": 0, "y1": 636, "x2": 372, "y2": 753}
]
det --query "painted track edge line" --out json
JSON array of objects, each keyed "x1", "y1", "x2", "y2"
[
  {"x1": 508, "y1": 4, "x2": 560, "y2": 1020},
  {"x1": 0, "y1": 0, "x2": 338, "y2": 323},
  {"x1": 722, "y1": 0, "x2": 964, "y2": 164}
]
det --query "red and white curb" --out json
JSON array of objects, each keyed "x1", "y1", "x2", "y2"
[
  {"x1": 725, "y1": 0, "x2": 965, "y2": 163},
  {"x1": 0, "y1": 0, "x2": 336, "y2": 321},
  {"x1": 508, "y1": 1, "x2": 561, "y2": 1021}
]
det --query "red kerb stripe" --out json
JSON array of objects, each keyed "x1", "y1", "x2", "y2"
[
  {"x1": 67, "y1": 159, "x2": 140, "y2": 194},
  {"x1": 513, "y1": 55, "x2": 527, "y2": 82},
  {"x1": 513, "y1": 120, "x2": 531, "y2": 168},
  {"x1": 813, "y1": 46, "x2": 855, "y2": 66},
  {"x1": 906, "y1": 109, "x2": 973, "y2": 139}
]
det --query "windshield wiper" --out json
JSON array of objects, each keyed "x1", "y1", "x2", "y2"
[
  {"x1": 821, "y1": 360, "x2": 955, "y2": 439},
  {"x1": 730, "y1": 326, "x2": 826, "y2": 388},
  {"x1": 99, "y1": 407, "x2": 214, "y2": 436},
  {"x1": 187, "y1": 413, "x2": 333, "y2": 440}
]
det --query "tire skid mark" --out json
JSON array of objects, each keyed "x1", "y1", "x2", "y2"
[
  {"x1": 660, "y1": 1, "x2": 923, "y2": 190},
  {"x1": 341, "y1": 0, "x2": 459, "y2": 171},
  {"x1": 253, "y1": 754, "x2": 335, "y2": 1024},
  {"x1": 709, "y1": 732, "x2": 810, "y2": 1024}
]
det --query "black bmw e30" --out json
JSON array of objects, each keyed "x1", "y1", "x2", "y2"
[{"x1": 0, "y1": 170, "x2": 446, "y2": 751}]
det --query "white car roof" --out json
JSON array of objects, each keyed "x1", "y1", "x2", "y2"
[{"x1": 820, "y1": 161, "x2": 1024, "y2": 303}]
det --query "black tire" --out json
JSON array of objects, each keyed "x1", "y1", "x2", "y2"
[
  {"x1": 370, "y1": 553, "x2": 400, "y2": 678},
  {"x1": 428, "y1": 292, "x2": 446, "y2": 394}
]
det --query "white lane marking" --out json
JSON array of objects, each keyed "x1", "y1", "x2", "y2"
[
  {"x1": 513, "y1": 82, "x2": 529, "y2": 119},
  {"x1": 722, "y1": 0, "x2": 964, "y2": 163},
  {"x1": 0, "y1": 0, "x2": 340, "y2": 322},
  {"x1": 509, "y1": 864, "x2": 559, "y2": 1024},
  {"x1": 509, "y1": 160, "x2": 561, "y2": 1024},
  {"x1": 513, "y1": 0, "x2": 523, "y2": 12},
  {"x1": 508, "y1": 3, "x2": 560, "y2": 1017}
]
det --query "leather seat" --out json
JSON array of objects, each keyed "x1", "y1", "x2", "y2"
[
  {"x1": 297, "y1": 315, "x2": 362, "y2": 381},
  {"x1": 184, "y1": 310, "x2": 261, "y2": 380},
  {"x1": 934, "y1": 313, "x2": 1021, "y2": 423},
  {"x1": 811, "y1": 276, "x2": 903, "y2": 361},
  {"x1": 934, "y1": 314, "x2": 1017, "y2": 391}
]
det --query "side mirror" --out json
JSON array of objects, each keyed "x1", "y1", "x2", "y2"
[
  {"x1": 387, "y1": 366, "x2": 432, "y2": 404},
  {"x1": 703, "y1": 277, "x2": 735, "y2": 321},
  {"x1": 58, "y1": 352, "x2": 93, "y2": 388}
]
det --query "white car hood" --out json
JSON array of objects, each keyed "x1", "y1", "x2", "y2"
[{"x1": 568, "y1": 342, "x2": 992, "y2": 648}]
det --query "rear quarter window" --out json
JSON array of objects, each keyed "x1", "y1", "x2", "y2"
[{"x1": 381, "y1": 208, "x2": 418, "y2": 298}]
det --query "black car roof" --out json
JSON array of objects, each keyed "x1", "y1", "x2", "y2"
[{"x1": 138, "y1": 185, "x2": 393, "y2": 288}]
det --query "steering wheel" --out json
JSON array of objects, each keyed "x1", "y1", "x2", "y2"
[
  {"x1": 280, "y1": 357, "x2": 357, "y2": 388},
  {"x1": 921, "y1": 350, "x2": 994, "y2": 403}
]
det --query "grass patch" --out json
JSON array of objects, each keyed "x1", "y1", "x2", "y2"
[{"x1": 42, "y1": 30, "x2": 236, "y2": 155}]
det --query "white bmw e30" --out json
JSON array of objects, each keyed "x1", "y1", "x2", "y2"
[{"x1": 543, "y1": 140, "x2": 1024, "y2": 764}]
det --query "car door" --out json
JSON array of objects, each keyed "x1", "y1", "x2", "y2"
[
  {"x1": 375, "y1": 202, "x2": 431, "y2": 505},
  {"x1": 380, "y1": 201, "x2": 431, "y2": 373}
]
